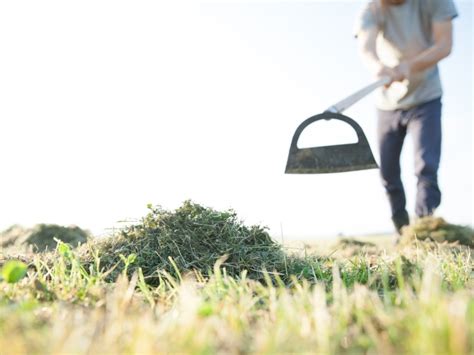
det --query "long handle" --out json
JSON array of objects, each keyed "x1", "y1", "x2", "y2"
[{"x1": 326, "y1": 76, "x2": 391, "y2": 114}]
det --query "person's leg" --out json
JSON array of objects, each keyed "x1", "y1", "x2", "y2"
[
  {"x1": 377, "y1": 109, "x2": 409, "y2": 233},
  {"x1": 408, "y1": 98, "x2": 442, "y2": 217}
]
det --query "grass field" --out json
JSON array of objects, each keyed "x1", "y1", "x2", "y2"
[{"x1": 0, "y1": 205, "x2": 473, "y2": 354}]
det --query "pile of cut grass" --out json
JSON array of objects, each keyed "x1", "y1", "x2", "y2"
[
  {"x1": 0, "y1": 225, "x2": 27, "y2": 249},
  {"x1": 400, "y1": 216, "x2": 473, "y2": 247},
  {"x1": 80, "y1": 201, "x2": 286, "y2": 284},
  {"x1": 0, "y1": 224, "x2": 89, "y2": 252},
  {"x1": 332, "y1": 237, "x2": 380, "y2": 258}
]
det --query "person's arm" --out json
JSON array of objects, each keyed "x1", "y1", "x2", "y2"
[
  {"x1": 394, "y1": 20, "x2": 454, "y2": 80},
  {"x1": 357, "y1": 26, "x2": 397, "y2": 86}
]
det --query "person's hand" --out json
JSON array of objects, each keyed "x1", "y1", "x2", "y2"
[
  {"x1": 376, "y1": 66, "x2": 397, "y2": 87},
  {"x1": 376, "y1": 62, "x2": 411, "y2": 87},
  {"x1": 392, "y1": 61, "x2": 411, "y2": 82}
]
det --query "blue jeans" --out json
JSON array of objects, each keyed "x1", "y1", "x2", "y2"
[{"x1": 377, "y1": 97, "x2": 442, "y2": 221}]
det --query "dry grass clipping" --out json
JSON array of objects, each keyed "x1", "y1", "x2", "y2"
[
  {"x1": 400, "y1": 216, "x2": 473, "y2": 247},
  {"x1": 1, "y1": 224, "x2": 89, "y2": 252},
  {"x1": 79, "y1": 201, "x2": 286, "y2": 284}
]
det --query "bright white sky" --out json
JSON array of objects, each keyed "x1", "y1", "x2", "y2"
[{"x1": 0, "y1": 1, "x2": 472, "y2": 239}]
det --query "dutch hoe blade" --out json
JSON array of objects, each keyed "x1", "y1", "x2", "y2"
[{"x1": 285, "y1": 112, "x2": 378, "y2": 174}]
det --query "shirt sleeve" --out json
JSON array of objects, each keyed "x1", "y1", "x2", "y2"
[
  {"x1": 430, "y1": 0, "x2": 458, "y2": 22},
  {"x1": 353, "y1": 2, "x2": 381, "y2": 38}
]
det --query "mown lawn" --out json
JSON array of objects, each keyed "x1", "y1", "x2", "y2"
[
  {"x1": 1, "y1": 238, "x2": 472, "y2": 354},
  {"x1": 0, "y1": 204, "x2": 473, "y2": 354}
]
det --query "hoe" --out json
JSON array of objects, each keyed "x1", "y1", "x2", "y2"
[{"x1": 285, "y1": 76, "x2": 390, "y2": 174}]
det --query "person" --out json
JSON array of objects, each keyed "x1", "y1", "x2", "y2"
[{"x1": 354, "y1": 0, "x2": 458, "y2": 234}]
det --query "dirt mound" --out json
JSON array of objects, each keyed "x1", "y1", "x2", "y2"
[
  {"x1": 81, "y1": 201, "x2": 285, "y2": 284},
  {"x1": 400, "y1": 216, "x2": 473, "y2": 247},
  {"x1": 1, "y1": 224, "x2": 89, "y2": 252}
]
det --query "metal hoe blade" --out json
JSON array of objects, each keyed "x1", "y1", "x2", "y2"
[{"x1": 285, "y1": 112, "x2": 378, "y2": 174}]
